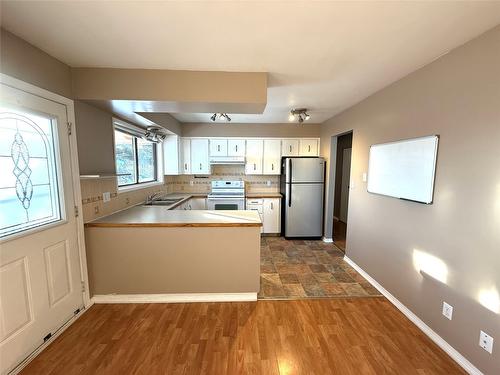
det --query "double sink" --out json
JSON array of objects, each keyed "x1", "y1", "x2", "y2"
[{"x1": 143, "y1": 196, "x2": 183, "y2": 207}]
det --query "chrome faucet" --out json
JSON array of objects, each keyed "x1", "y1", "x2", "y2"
[{"x1": 146, "y1": 192, "x2": 163, "y2": 204}]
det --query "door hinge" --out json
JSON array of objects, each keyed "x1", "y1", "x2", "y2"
[
  {"x1": 81, "y1": 281, "x2": 86, "y2": 293},
  {"x1": 74, "y1": 205, "x2": 79, "y2": 217},
  {"x1": 67, "y1": 121, "x2": 72, "y2": 136},
  {"x1": 43, "y1": 333, "x2": 52, "y2": 342}
]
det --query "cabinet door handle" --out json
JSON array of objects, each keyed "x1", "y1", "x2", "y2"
[
  {"x1": 184, "y1": 163, "x2": 187, "y2": 170},
  {"x1": 235, "y1": 145, "x2": 238, "y2": 152},
  {"x1": 271, "y1": 163, "x2": 274, "y2": 170},
  {"x1": 308, "y1": 145, "x2": 311, "y2": 152},
  {"x1": 199, "y1": 163, "x2": 202, "y2": 170},
  {"x1": 271, "y1": 202, "x2": 273, "y2": 209},
  {"x1": 253, "y1": 163, "x2": 256, "y2": 170},
  {"x1": 217, "y1": 145, "x2": 220, "y2": 152},
  {"x1": 289, "y1": 145, "x2": 292, "y2": 153}
]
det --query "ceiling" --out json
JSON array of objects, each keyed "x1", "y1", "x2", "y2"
[{"x1": 2, "y1": 1, "x2": 500, "y2": 124}]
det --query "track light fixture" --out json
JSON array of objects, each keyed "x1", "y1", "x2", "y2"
[
  {"x1": 144, "y1": 125, "x2": 168, "y2": 143},
  {"x1": 210, "y1": 113, "x2": 231, "y2": 122},
  {"x1": 288, "y1": 108, "x2": 310, "y2": 123}
]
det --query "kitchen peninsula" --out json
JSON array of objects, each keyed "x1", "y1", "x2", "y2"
[{"x1": 85, "y1": 207, "x2": 261, "y2": 302}]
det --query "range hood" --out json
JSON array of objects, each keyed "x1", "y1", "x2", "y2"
[{"x1": 210, "y1": 156, "x2": 246, "y2": 165}]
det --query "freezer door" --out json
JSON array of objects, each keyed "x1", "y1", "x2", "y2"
[
  {"x1": 285, "y1": 158, "x2": 325, "y2": 183},
  {"x1": 285, "y1": 183, "x2": 324, "y2": 237}
]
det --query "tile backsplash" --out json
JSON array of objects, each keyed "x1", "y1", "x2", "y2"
[
  {"x1": 80, "y1": 178, "x2": 171, "y2": 223},
  {"x1": 169, "y1": 165, "x2": 280, "y2": 194},
  {"x1": 80, "y1": 165, "x2": 279, "y2": 223}
]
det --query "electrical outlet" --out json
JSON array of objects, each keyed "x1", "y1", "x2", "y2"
[
  {"x1": 94, "y1": 205, "x2": 99, "y2": 214},
  {"x1": 442, "y1": 302, "x2": 453, "y2": 320},
  {"x1": 102, "y1": 192, "x2": 111, "y2": 203},
  {"x1": 479, "y1": 331, "x2": 494, "y2": 354},
  {"x1": 267, "y1": 180, "x2": 271, "y2": 187},
  {"x1": 190, "y1": 181, "x2": 194, "y2": 186}
]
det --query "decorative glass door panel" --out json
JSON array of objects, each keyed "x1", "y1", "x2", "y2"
[{"x1": 0, "y1": 109, "x2": 62, "y2": 238}]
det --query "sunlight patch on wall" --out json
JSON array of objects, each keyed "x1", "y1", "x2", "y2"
[
  {"x1": 495, "y1": 184, "x2": 500, "y2": 221},
  {"x1": 478, "y1": 287, "x2": 500, "y2": 314},
  {"x1": 413, "y1": 249, "x2": 448, "y2": 284}
]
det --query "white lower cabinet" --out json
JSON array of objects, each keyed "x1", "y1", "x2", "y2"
[
  {"x1": 263, "y1": 198, "x2": 281, "y2": 233},
  {"x1": 246, "y1": 197, "x2": 281, "y2": 234},
  {"x1": 246, "y1": 200, "x2": 264, "y2": 234},
  {"x1": 188, "y1": 198, "x2": 207, "y2": 210}
]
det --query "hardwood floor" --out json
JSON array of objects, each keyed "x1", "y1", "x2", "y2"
[{"x1": 21, "y1": 299, "x2": 465, "y2": 375}]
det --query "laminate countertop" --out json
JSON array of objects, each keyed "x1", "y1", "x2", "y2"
[
  {"x1": 245, "y1": 192, "x2": 283, "y2": 198},
  {"x1": 85, "y1": 207, "x2": 262, "y2": 228}
]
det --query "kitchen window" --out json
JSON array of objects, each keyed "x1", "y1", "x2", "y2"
[{"x1": 113, "y1": 119, "x2": 162, "y2": 190}]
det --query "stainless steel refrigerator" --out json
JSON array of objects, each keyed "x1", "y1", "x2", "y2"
[{"x1": 280, "y1": 157, "x2": 325, "y2": 238}]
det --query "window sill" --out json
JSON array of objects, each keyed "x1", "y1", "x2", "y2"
[{"x1": 118, "y1": 180, "x2": 164, "y2": 194}]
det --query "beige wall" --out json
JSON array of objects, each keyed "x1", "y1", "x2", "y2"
[
  {"x1": 75, "y1": 100, "x2": 117, "y2": 175},
  {"x1": 0, "y1": 29, "x2": 72, "y2": 98},
  {"x1": 182, "y1": 122, "x2": 321, "y2": 138},
  {"x1": 85, "y1": 226, "x2": 260, "y2": 295},
  {"x1": 320, "y1": 25, "x2": 500, "y2": 373}
]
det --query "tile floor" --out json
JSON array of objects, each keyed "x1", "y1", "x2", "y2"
[{"x1": 258, "y1": 237, "x2": 382, "y2": 299}]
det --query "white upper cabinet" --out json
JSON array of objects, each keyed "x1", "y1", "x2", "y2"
[
  {"x1": 181, "y1": 138, "x2": 191, "y2": 174},
  {"x1": 263, "y1": 198, "x2": 281, "y2": 233},
  {"x1": 163, "y1": 135, "x2": 181, "y2": 175},
  {"x1": 282, "y1": 139, "x2": 299, "y2": 156},
  {"x1": 191, "y1": 139, "x2": 210, "y2": 174},
  {"x1": 209, "y1": 139, "x2": 228, "y2": 156},
  {"x1": 228, "y1": 139, "x2": 246, "y2": 156},
  {"x1": 245, "y1": 139, "x2": 263, "y2": 175},
  {"x1": 299, "y1": 139, "x2": 319, "y2": 156},
  {"x1": 263, "y1": 139, "x2": 281, "y2": 175}
]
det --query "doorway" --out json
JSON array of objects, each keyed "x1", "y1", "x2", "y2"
[
  {"x1": 0, "y1": 81, "x2": 85, "y2": 374},
  {"x1": 332, "y1": 132, "x2": 352, "y2": 252}
]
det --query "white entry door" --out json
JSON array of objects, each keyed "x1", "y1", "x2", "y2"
[{"x1": 0, "y1": 83, "x2": 84, "y2": 374}]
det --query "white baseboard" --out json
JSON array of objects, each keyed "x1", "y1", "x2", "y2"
[
  {"x1": 343, "y1": 256, "x2": 483, "y2": 375},
  {"x1": 92, "y1": 292, "x2": 258, "y2": 304},
  {"x1": 322, "y1": 237, "x2": 333, "y2": 243}
]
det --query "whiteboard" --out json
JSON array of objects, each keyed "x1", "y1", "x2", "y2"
[{"x1": 367, "y1": 135, "x2": 439, "y2": 204}]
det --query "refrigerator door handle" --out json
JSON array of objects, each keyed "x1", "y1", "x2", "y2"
[{"x1": 288, "y1": 159, "x2": 292, "y2": 207}]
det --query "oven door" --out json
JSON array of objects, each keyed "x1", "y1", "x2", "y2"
[{"x1": 207, "y1": 198, "x2": 245, "y2": 210}]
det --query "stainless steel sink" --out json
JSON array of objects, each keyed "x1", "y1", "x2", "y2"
[{"x1": 143, "y1": 197, "x2": 183, "y2": 206}]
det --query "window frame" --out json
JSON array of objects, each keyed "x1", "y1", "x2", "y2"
[{"x1": 113, "y1": 119, "x2": 163, "y2": 192}]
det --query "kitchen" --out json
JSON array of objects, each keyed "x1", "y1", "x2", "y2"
[{"x1": 2, "y1": 2, "x2": 499, "y2": 374}]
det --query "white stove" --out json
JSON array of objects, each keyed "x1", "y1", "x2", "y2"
[{"x1": 207, "y1": 181, "x2": 245, "y2": 210}]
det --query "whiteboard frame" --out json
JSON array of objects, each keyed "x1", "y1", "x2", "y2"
[{"x1": 367, "y1": 135, "x2": 439, "y2": 204}]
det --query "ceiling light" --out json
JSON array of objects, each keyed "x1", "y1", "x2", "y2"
[
  {"x1": 144, "y1": 126, "x2": 168, "y2": 143},
  {"x1": 210, "y1": 113, "x2": 231, "y2": 122},
  {"x1": 289, "y1": 108, "x2": 310, "y2": 123}
]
